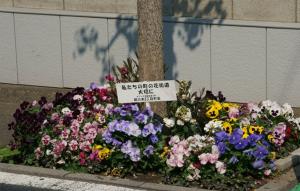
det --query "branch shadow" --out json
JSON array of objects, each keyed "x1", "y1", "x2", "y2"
[{"x1": 72, "y1": 0, "x2": 228, "y2": 86}]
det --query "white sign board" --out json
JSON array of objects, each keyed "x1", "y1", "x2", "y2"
[{"x1": 116, "y1": 80, "x2": 177, "y2": 103}]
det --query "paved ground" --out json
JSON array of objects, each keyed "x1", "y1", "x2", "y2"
[{"x1": 0, "y1": 171, "x2": 144, "y2": 191}]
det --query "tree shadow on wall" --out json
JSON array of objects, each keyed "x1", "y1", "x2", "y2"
[{"x1": 73, "y1": 0, "x2": 227, "y2": 85}]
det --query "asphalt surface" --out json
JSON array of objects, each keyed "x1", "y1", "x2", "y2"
[
  {"x1": 0, "y1": 184, "x2": 58, "y2": 191},
  {"x1": 0, "y1": 171, "x2": 144, "y2": 191}
]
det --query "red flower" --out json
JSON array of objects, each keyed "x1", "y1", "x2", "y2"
[
  {"x1": 105, "y1": 74, "x2": 115, "y2": 82},
  {"x1": 193, "y1": 161, "x2": 201, "y2": 169},
  {"x1": 285, "y1": 126, "x2": 292, "y2": 140},
  {"x1": 120, "y1": 67, "x2": 128, "y2": 75}
]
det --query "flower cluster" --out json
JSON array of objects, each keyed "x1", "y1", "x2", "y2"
[
  {"x1": 166, "y1": 134, "x2": 225, "y2": 182},
  {"x1": 7, "y1": 64, "x2": 300, "y2": 191},
  {"x1": 102, "y1": 104, "x2": 163, "y2": 166},
  {"x1": 163, "y1": 81, "x2": 300, "y2": 190},
  {"x1": 34, "y1": 85, "x2": 114, "y2": 167}
]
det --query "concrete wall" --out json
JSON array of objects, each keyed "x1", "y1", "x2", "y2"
[
  {"x1": 1, "y1": 8, "x2": 300, "y2": 106},
  {"x1": 2, "y1": 0, "x2": 300, "y2": 23}
]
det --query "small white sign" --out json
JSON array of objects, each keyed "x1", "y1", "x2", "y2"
[{"x1": 116, "y1": 80, "x2": 177, "y2": 103}]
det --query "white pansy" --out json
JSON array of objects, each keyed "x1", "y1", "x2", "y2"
[
  {"x1": 282, "y1": 103, "x2": 294, "y2": 119},
  {"x1": 57, "y1": 159, "x2": 65, "y2": 164},
  {"x1": 61, "y1": 107, "x2": 71, "y2": 115},
  {"x1": 177, "y1": 119, "x2": 185, "y2": 126},
  {"x1": 78, "y1": 105, "x2": 85, "y2": 113},
  {"x1": 93, "y1": 104, "x2": 102, "y2": 111},
  {"x1": 291, "y1": 118, "x2": 300, "y2": 130},
  {"x1": 73, "y1": 94, "x2": 83, "y2": 102},
  {"x1": 175, "y1": 106, "x2": 192, "y2": 122},
  {"x1": 269, "y1": 102, "x2": 282, "y2": 117},
  {"x1": 46, "y1": 149, "x2": 52, "y2": 155},
  {"x1": 163, "y1": 118, "x2": 175, "y2": 128},
  {"x1": 204, "y1": 120, "x2": 223, "y2": 133},
  {"x1": 260, "y1": 100, "x2": 275, "y2": 110},
  {"x1": 190, "y1": 119, "x2": 197, "y2": 125}
]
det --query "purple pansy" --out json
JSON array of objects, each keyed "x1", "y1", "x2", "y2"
[
  {"x1": 234, "y1": 138, "x2": 248, "y2": 150},
  {"x1": 229, "y1": 155, "x2": 239, "y2": 164},
  {"x1": 215, "y1": 131, "x2": 228, "y2": 143},
  {"x1": 252, "y1": 160, "x2": 265, "y2": 169},
  {"x1": 143, "y1": 145, "x2": 154, "y2": 157},
  {"x1": 252, "y1": 146, "x2": 269, "y2": 160}
]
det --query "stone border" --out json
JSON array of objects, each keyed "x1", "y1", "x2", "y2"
[
  {"x1": 0, "y1": 163, "x2": 206, "y2": 191},
  {"x1": 0, "y1": 148, "x2": 300, "y2": 191}
]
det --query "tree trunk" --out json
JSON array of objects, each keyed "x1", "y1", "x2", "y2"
[{"x1": 137, "y1": 0, "x2": 166, "y2": 117}]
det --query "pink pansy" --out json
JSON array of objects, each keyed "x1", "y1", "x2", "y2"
[
  {"x1": 169, "y1": 136, "x2": 180, "y2": 146},
  {"x1": 32, "y1": 100, "x2": 38, "y2": 106},
  {"x1": 51, "y1": 113, "x2": 60, "y2": 121},
  {"x1": 228, "y1": 107, "x2": 239, "y2": 119},
  {"x1": 264, "y1": 169, "x2": 271, "y2": 176},
  {"x1": 77, "y1": 113, "x2": 85, "y2": 124},
  {"x1": 216, "y1": 161, "x2": 226, "y2": 174},
  {"x1": 199, "y1": 153, "x2": 210, "y2": 165},
  {"x1": 71, "y1": 130, "x2": 79, "y2": 139},
  {"x1": 166, "y1": 154, "x2": 185, "y2": 168},
  {"x1": 41, "y1": 135, "x2": 51, "y2": 146},
  {"x1": 79, "y1": 132, "x2": 85, "y2": 142},
  {"x1": 69, "y1": 140, "x2": 78, "y2": 151},
  {"x1": 42, "y1": 102, "x2": 53, "y2": 110},
  {"x1": 61, "y1": 128, "x2": 70, "y2": 139},
  {"x1": 34, "y1": 147, "x2": 44, "y2": 159},
  {"x1": 83, "y1": 122, "x2": 92, "y2": 133},
  {"x1": 79, "y1": 141, "x2": 92, "y2": 152},
  {"x1": 208, "y1": 154, "x2": 219, "y2": 164},
  {"x1": 272, "y1": 122, "x2": 286, "y2": 146},
  {"x1": 71, "y1": 120, "x2": 80, "y2": 131},
  {"x1": 53, "y1": 141, "x2": 67, "y2": 158},
  {"x1": 85, "y1": 128, "x2": 98, "y2": 141}
]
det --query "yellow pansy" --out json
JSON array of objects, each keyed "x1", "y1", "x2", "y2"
[
  {"x1": 268, "y1": 134, "x2": 274, "y2": 143},
  {"x1": 211, "y1": 100, "x2": 222, "y2": 110},
  {"x1": 206, "y1": 106, "x2": 220, "y2": 119},
  {"x1": 257, "y1": 126, "x2": 264, "y2": 134},
  {"x1": 269, "y1": 152, "x2": 276, "y2": 160},
  {"x1": 110, "y1": 168, "x2": 122, "y2": 176},
  {"x1": 249, "y1": 126, "x2": 256, "y2": 134},
  {"x1": 228, "y1": 118, "x2": 238, "y2": 122},
  {"x1": 222, "y1": 103, "x2": 230, "y2": 111},
  {"x1": 160, "y1": 146, "x2": 170, "y2": 158},
  {"x1": 93, "y1": 144, "x2": 103, "y2": 151},
  {"x1": 222, "y1": 122, "x2": 232, "y2": 134},
  {"x1": 249, "y1": 126, "x2": 264, "y2": 134},
  {"x1": 98, "y1": 147, "x2": 111, "y2": 160},
  {"x1": 242, "y1": 127, "x2": 249, "y2": 139}
]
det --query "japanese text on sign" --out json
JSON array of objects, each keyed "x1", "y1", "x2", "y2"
[{"x1": 116, "y1": 80, "x2": 177, "y2": 103}]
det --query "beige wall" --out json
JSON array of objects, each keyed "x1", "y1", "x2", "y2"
[{"x1": 1, "y1": 0, "x2": 300, "y2": 22}]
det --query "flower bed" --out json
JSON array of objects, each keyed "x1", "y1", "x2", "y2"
[{"x1": 6, "y1": 60, "x2": 300, "y2": 191}]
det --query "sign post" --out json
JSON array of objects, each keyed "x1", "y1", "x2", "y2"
[{"x1": 116, "y1": 80, "x2": 177, "y2": 104}]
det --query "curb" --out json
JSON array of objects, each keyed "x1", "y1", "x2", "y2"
[
  {"x1": 0, "y1": 163, "x2": 207, "y2": 191},
  {"x1": 0, "y1": 148, "x2": 299, "y2": 191},
  {"x1": 275, "y1": 147, "x2": 300, "y2": 172}
]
